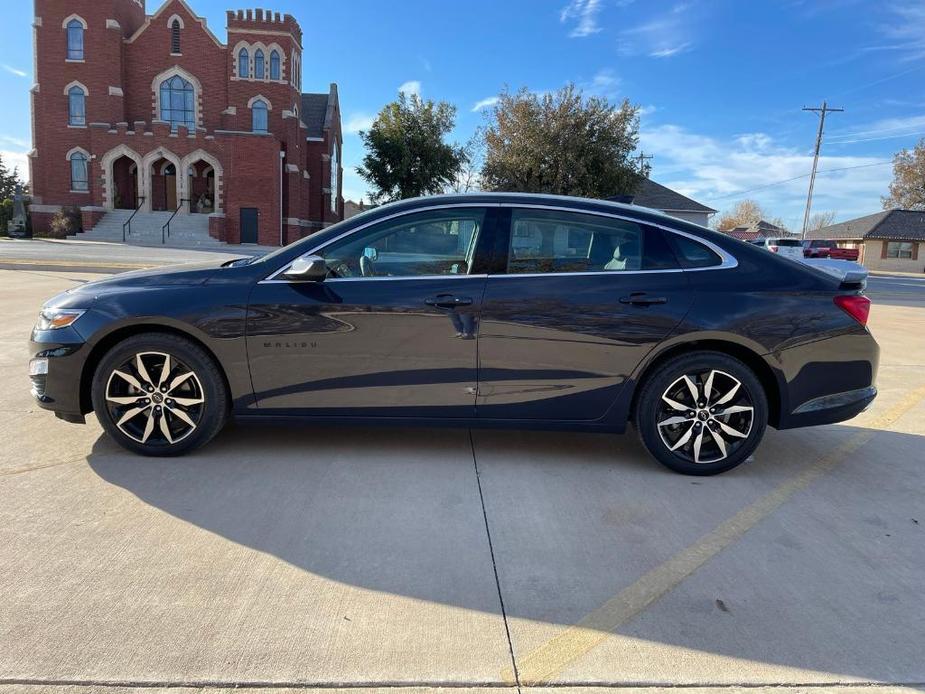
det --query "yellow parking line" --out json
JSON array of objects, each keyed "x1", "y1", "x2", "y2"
[{"x1": 505, "y1": 385, "x2": 925, "y2": 685}]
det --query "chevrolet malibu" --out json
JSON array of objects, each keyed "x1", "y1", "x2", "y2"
[{"x1": 29, "y1": 193, "x2": 878, "y2": 475}]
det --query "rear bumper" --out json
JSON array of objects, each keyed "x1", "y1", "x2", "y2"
[
  {"x1": 773, "y1": 331, "x2": 880, "y2": 430},
  {"x1": 784, "y1": 385, "x2": 877, "y2": 428}
]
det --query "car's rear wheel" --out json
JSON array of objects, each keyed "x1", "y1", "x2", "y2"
[
  {"x1": 635, "y1": 351, "x2": 768, "y2": 475},
  {"x1": 90, "y1": 333, "x2": 229, "y2": 456}
]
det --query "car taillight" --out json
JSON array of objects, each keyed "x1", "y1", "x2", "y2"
[
  {"x1": 769, "y1": 245, "x2": 779, "y2": 253},
  {"x1": 834, "y1": 294, "x2": 871, "y2": 326}
]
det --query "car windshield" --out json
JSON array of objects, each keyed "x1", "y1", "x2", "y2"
[
  {"x1": 773, "y1": 239, "x2": 803, "y2": 247},
  {"x1": 249, "y1": 206, "x2": 384, "y2": 265}
]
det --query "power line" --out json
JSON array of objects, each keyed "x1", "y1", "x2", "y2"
[
  {"x1": 801, "y1": 101, "x2": 844, "y2": 239},
  {"x1": 709, "y1": 161, "x2": 891, "y2": 201}
]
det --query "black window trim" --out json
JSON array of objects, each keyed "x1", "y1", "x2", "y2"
[{"x1": 260, "y1": 202, "x2": 738, "y2": 283}]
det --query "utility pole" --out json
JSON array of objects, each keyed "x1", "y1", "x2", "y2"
[
  {"x1": 635, "y1": 152, "x2": 653, "y2": 177},
  {"x1": 801, "y1": 101, "x2": 843, "y2": 239}
]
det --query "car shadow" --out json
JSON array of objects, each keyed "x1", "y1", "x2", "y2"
[{"x1": 84, "y1": 421, "x2": 925, "y2": 686}]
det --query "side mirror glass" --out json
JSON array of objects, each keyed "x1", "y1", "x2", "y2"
[{"x1": 283, "y1": 254, "x2": 327, "y2": 282}]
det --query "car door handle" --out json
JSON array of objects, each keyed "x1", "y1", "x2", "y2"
[
  {"x1": 425, "y1": 295, "x2": 473, "y2": 309},
  {"x1": 620, "y1": 293, "x2": 668, "y2": 306}
]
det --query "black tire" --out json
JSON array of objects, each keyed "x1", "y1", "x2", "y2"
[
  {"x1": 90, "y1": 333, "x2": 229, "y2": 457},
  {"x1": 634, "y1": 351, "x2": 768, "y2": 476}
]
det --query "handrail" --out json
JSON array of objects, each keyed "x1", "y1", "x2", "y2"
[
  {"x1": 161, "y1": 199, "x2": 189, "y2": 244},
  {"x1": 122, "y1": 196, "x2": 146, "y2": 242}
]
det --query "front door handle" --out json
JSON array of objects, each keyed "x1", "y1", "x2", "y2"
[
  {"x1": 620, "y1": 292, "x2": 668, "y2": 306},
  {"x1": 425, "y1": 295, "x2": 473, "y2": 309}
]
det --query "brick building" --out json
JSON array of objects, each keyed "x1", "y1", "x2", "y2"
[{"x1": 29, "y1": 0, "x2": 343, "y2": 246}]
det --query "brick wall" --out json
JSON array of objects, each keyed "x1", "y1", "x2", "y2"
[
  {"x1": 864, "y1": 239, "x2": 924, "y2": 273},
  {"x1": 30, "y1": 0, "x2": 339, "y2": 245}
]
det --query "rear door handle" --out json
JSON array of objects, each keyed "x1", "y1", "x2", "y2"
[
  {"x1": 620, "y1": 293, "x2": 668, "y2": 306},
  {"x1": 425, "y1": 295, "x2": 473, "y2": 309}
]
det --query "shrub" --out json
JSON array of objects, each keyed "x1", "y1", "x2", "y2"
[{"x1": 46, "y1": 206, "x2": 82, "y2": 239}]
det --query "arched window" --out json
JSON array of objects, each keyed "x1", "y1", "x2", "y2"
[
  {"x1": 270, "y1": 50, "x2": 281, "y2": 80},
  {"x1": 238, "y1": 48, "x2": 249, "y2": 78},
  {"x1": 70, "y1": 152, "x2": 89, "y2": 191},
  {"x1": 68, "y1": 86, "x2": 86, "y2": 126},
  {"x1": 252, "y1": 99, "x2": 268, "y2": 133},
  {"x1": 171, "y1": 19, "x2": 181, "y2": 53},
  {"x1": 159, "y1": 74, "x2": 195, "y2": 131},
  {"x1": 330, "y1": 143, "x2": 339, "y2": 213},
  {"x1": 66, "y1": 19, "x2": 84, "y2": 60},
  {"x1": 254, "y1": 49, "x2": 265, "y2": 80}
]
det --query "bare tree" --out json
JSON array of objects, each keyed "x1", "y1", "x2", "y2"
[{"x1": 808, "y1": 210, "x2": 837, "y2": 231}]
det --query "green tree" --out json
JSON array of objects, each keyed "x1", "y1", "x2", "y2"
[
  {"x1": 357, "y1": 93, "x2": 465, "y2": 203},
  {"x1": 0, "y1": 154, "x2": 26, "y2": 202},
  {"x1": 882, "y1": 138, "x2": 925, "y2": 210},
  {"x1": 480, "y1": 85, "x2": 642, "y2": 197}
]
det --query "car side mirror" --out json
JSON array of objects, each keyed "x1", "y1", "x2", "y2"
[{"x1": 283, "y1": 254, "x2": 327, "y2": 282}]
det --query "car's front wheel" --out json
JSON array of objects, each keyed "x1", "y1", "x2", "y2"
[
  {"x1": 635, "y1": 351, "x2": 768, "y2": 475},
  {"x1": 90, "y1": 333, "x2": 229, "y2": 456}
]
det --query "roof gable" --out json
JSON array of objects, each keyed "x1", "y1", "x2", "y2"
[
  {"x1": 301, "y1": 93, "x2": 329, "y2": 139},
  {"x1": 808, "y1": 209, "x2": 925, "y2": 241},
  {"x1": 627, "y1": 177, "x2": 717, "y2": 214},
  {"x1": 126, "y1": 0, "x2": 224, "y2": 48}
]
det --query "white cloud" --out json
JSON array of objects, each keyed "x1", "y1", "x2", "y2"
[
  {"x1": 826, "y1": 114, "x2": 925, "y2": 144},
  {"x1": 344, "y1": 113, "x2": 376, "y2": 134},
  {"x1": 1, "y1": 150, "x2": 30, "y2": 177},
  {"x1": 2, "y1": 64, "x2": 28, "y2": 78},
  {"x1": 619, "y1": 4, "x2": 695, "y2": 58},
  {"x1": 560, "y1": 0, "x2": 603, "y2": 38},
  {"x1": 398, "y1": 80, "x2": 421, "y2": 97},
  {"x1": 638, "y1": 124, "x2": 893, "y2": 224},
  {"x1": 471, "y1": 96, "x2": 499, "y2": 112},
  {"x1": 584, "y1": 68, "x2": 621, "y2": 97},
  {"x1": 649, "y1": 42, "x2": 691, "y2": 58}
]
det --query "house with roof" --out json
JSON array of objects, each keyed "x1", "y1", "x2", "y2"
[
  {"x1": 610, "y1": 177, "x2": 716, "y2": 227},
  {"x1": 807, "y1": 209, "x2": 925, "y2": 273},
  {"x1": 722, "y1": 220, "x2": 790, "y2": 242}
]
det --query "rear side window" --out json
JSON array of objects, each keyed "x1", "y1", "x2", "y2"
[
  {"x1": 667, "y1": 234, "x2": 724, "y2": 269},
  {"x1": 507, "y1": 209, "x2": 679, "y2": 274}
]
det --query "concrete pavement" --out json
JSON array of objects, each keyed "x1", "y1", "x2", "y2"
[{"x1": 1, "y1": 268, "x2": 924, "y2": 692}]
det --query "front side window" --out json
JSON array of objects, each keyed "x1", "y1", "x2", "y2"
[
  {"x1": 67, "y1": 19, "x2": 84, "y2": 60},
  {"x1": 886, "y1": 241, "x2": 914, "y2": 259},
  {"x1": 254, "y1": 50, "x2": 265, "y2": 79},
  {"x1": 252, "y1": 99, "x2": 268, "y2": 133},
  {"x1": 238, "y1": 48, "x2": 249, "y2": 78},
  {"x1": 270, "y1": 50, "x2": 281, "y2": 80},
  {"x1": 319, "y1": 208, "x2": 487, "y2": 278},
  {"x1": 159, "y1": 74, "x2": 195, "y2": 131},
  {"x1": 68, "y1": 86, "x2": 86, "y2": 126},
  {"x1": 70, "y1": 152, "x2": 89, "y2": 191},
  {"x1": 507, "y1": 209, "x2": 678, "y2": 274}
]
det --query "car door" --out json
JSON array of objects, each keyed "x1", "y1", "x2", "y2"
[
  {"x1": 246, "y1": 206, "x2": 497, "y2": 417},
  {"x1": 476, "y1": 206, "x2": 694, "y2": 421}
]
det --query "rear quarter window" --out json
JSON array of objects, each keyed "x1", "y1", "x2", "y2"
[{"x1": 667, "y1": 234, "x2": 723, "y2": 269}]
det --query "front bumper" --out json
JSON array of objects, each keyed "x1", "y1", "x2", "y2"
[{"x1": 29, "y1": 326, "x2": 90, "y2": 423}]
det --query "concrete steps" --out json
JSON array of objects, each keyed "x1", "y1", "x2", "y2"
[{"x1": 71, "y1": 210, "x2": 227, "y2": 249}]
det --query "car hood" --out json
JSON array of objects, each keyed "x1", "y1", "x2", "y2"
[{"x1": 46, "y1": 260, "x2": 236, "y2": 309}]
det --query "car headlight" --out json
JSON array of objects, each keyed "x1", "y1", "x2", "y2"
[{"x1": 35, "y1": 308, "x2": 86, "y2": 331}]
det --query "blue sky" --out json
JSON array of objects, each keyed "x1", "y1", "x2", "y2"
[{"x1": 2, "y1": 0, "x2": 924, "y2": 227}]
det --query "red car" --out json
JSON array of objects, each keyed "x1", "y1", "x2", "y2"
[{"x1": 803, "y1": 240, "x2": 860, "y2": 262}]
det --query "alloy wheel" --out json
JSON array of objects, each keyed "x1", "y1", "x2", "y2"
[
  {"x1": 104, "y1": 351, "x2": 205, "y2": 446},
  {"x1": 656, "y1": 369, "x2": 754, "y2": 464}
]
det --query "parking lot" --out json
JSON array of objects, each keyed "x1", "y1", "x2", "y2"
[{"x1": 1, "y1": 266, "x2": 924, "y2": 694}]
